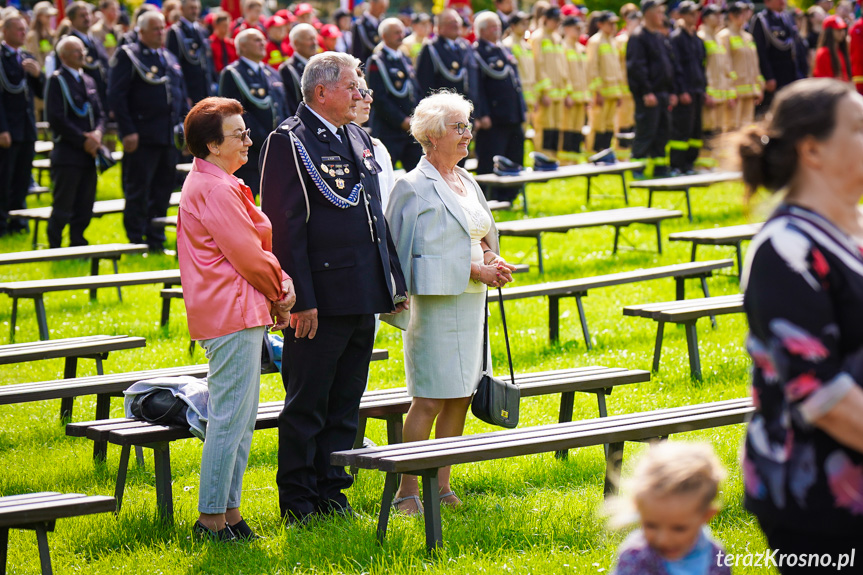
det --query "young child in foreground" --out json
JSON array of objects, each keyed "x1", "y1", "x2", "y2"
[{"x1": 610, "y1": 442, "x2": 732, "y2": 575}]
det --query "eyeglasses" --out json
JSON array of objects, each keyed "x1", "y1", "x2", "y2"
[
  {"x1": 224, "y1": 129, "x2": 252, "y2": 141},
  {"x1": 449, "y1": 121, "x2": 473, "y2": 135},
  {"x1": 359, "y1": 88, "x2": 374, "y2": 99}
]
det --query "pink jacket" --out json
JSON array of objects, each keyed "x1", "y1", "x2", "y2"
[{"x1": 177, "y1": 157, "x2": 288, "y2": 340}]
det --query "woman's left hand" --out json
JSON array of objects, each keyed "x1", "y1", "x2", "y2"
[
  {"x1": 272, "y1": 307, "x2": 291, "y2": 331},
  {"x1": 279, "y1": 279, "x2": 297, "y2": 310},
  {"x1": 485, "y1": 254, "x2": 517, "y2": 286}
]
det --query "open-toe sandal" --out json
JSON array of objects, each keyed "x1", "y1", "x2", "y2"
[
  {"x1": 439, "y1": 491, "x2": 462, "y2": 507},
  {"x1": 391, "y1": 495, "x2": 424, "y2": 516}
]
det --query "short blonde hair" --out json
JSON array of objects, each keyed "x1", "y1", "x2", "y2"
[
  {"x1": 410, "y1": 91, "x2": 473, "y2": 152},
  {"x1": 632, "y1": 442, "x2": 726, "y2": 508}
]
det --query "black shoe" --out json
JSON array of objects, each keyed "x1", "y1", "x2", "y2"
[
  {"x1": 193, "y1": 520, "x2": 237, "y2": 542},
  {"x1": 317, "y1": 499, "x2": 357, "y2": 519},
  {"x1": 229, "y1": 519, "x2": 264, "y2": 541},
  {"x1": 281, "y1": 509, "x2": 316, "y2": 527}
]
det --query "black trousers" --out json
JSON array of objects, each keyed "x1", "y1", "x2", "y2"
[
  {"x1": 234, "y1": 148, "x2": 261, "y2": 198},
  {"x1": 759, "y1": 519, "x2": 863, "y2": 574},
  {"x1": 379, "y1": 134, "x2": 422, "y2": 172},
  {"x1": 47, "y1": 163, "x2": 97, "y2": 248},
  {"x1": 669, "y1": 93, "x2": 703, "y2": 172},
  {"x1": 0, "y1": 140, "x2": 35, "y2": 234},
  {"x1": 475, "y1": 122, "x2": 525, "y2": 202},
  {"x1": 277, "y1": 313, "x2": 375, "y2": 519},
  {"x1": 121, "y1": 144, "x2": 176, "y2": 248},
  {"x1": 632, "y1": 93, "x2": 670, "y2": 161}
]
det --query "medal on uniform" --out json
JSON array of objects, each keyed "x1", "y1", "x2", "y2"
[
  {"x1": 147, "y1": 72, "x2": 155, "y2": 79},
  {"x1": 395, "y1": 81, "x2": 402, "y2": 89},
  {"x1": 86, "y1": 55, "x2": 93, "y2": 63},
  {"x1": 190, "y1": 49, "x2": 196, "y2": 56},
  {"x1": 344, "y1": 167, "x2": 350, "y2": 174},
  {"x1": 364, "y1": 159, "x2": 372, "y2": 170},
  {"x1": 320, "y1": 163, "x2": 329, "y2": 174},
  {"x1": 335, "y1": 178, "x2": 345, "y2": 189},
  {"x1": 452, "y1": 62, "x2": 459, "y2": 69},
  {"x1": 151, "y1": 66, "x2": 158, "y2": 73},
  {"x1": 258, "y1": 88, "x2": 266, "y2": 96},
  {"x1": 397, "y1": 70, "x2": 404, "y2": 78},
  {"x1": 335, "y1": 169, "x2": 344, "y2": 176},
  {"x1": 362, "y1": 148, "x2": 373, "y2": 157},
  {"x1": 497, "y1": 59, "x2": 503, "y2": 67}
]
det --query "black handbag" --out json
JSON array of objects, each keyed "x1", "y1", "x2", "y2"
[
  {"x1": 129, "y1": 389, "x2": 189, "y2": 428},
  {"x1": 471, "y1": 287, "x2": 519, "y2": 428}
]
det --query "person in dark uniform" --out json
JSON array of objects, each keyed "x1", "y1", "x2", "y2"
[
  {"x1": 279, "y1": 23, "x2": 316, "y2": 117},
  {"x1": 668, "y1": 1, "x2": 706, "y2": 175},
  {"x1": 0, "y1": 15, "x2": 44, "y2": 237},
  {"x1": 259, "y1": 52, "x2": 408, "y2": 523},
  {"x1": 472, "y1": 11, "x2": 525, "y2": 202},
  {"x1": 108, "y1": 11, "x2": 187, "y2": 253},
  {"x1": 496, "y1": 0, "x2": 515, "y2": 33},
  {"x1": 117, "y1": 4, "x2": 158, "y2": 49},
  {"x1": 351, "y1": 0, "x2": 389, "y2": 66},
  {"x1": 64, "y1": 2, "x2": 110, "y2": 110},
  {"x1": 627, "y1": 0, "x2": 677, "y2": 177},
  {"x1": 752, "y1": 0, "x2": 804, "y2": 114},
  {"x1": 219, "y1": 28, "x2": 287, "y2": 197},
  {"x1": 167, "y1": 0, "x2": 213, "y2": 106},
  {"x1": 365, "y1": 18, "x2": 422, "y2": 171},
  {"x1": 45, "y1": 36, "x2": 105, "y2": 248},
  {"x1": 416, "y1": 8, "x2": 479, "y2": 103}
]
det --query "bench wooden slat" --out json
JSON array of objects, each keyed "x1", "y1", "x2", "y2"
[
  {"x1": 474, "y1": 161, "x2": 643, "y2": 187},
  {"x1": 0, "y1": 494, "x2": 115, "y2": 526},
  {"x1": 0, "y1": 244, "x2": 149, "y2": 266},
  {"x1": 628, "y1": 171, "x2": 742, "y2": 190},
  {"x1": 0, "y1": 269, "x2": 181, "y2": 295},
  {"x1": 0, "y1": 335, "x2": 146, "y2": 365},
  {"x1": 623, "y1": 294, "x2": 743, "y2": 317},
  {"x1": 496, "y1": 207, "x2": 681, "y2": 236},
  {"x1": 668, "y1": 223, "x2": 763, "y2": 243}
]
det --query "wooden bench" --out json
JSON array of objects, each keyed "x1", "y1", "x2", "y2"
[
  {"x1": 0, "y1": 492, "x2": 115, "y2": 575},
  {"x1": 669, "y1": 223, "x2": 763, "y2": 277},
  {"x1": 10, "y1": 192, "x2": 181, "y2": 248},
  {"x1": 488, "y1": 259, "x2": 732, "y2": 348},
  {"x1": 623, "y1": 294, "x2": 745, "y2": 380},
  {"x1": 0, "y1": 269, "x2": 181, "y2": 341},
  {"x1": 27, "y1": 186, "x2": 50, "y2": 199},
  {"x1": 32, "y1": 151, "x2": 122, "y2": 185},
  {"x1": 496, "y1": 207, "x2": 683, "y2": 273},
  {"x1": 66, "y1": 365, "x2": 649, "y2": 522},
  {"x1": 628, "y1": 171, "x2": 742, "y2": 222},
  {"x1": 475, "y1": 161, "x2": 644, "y2": 213},
  {"x1": 332, "y1": 397, "x2": 754, "y2": 551}
]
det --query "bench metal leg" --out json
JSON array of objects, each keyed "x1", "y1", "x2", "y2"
[
  {"x1": 9, "y1": 297, "x2": 17, "y2": 342},
  {"x1": 548, "y1": 296, "x2": 560, "y2": 342},
  {"x1": 596, "y1": 391, "x2": 608, "y2": 418},
  {"x1": 586, "y1": 175, "x2": 592, "y2": 202},
  {"x1": 655, "y1": 223, "x2": 663, "y2": 254},
  {"x1": 736, "y1": 243, "x2": 743, "y2": 280},
  {"x1": 59, "y1": 358, "x2": 78, "y2": 421},
  {"x1": 0, "y1": 527, "x2": 7, "y2": 575},
  {"x1": 35, "y1": 522, "x2": 55, "y2": 575},
  {"x1": 700, "y1": 277, "x2": 717, "y2": 328},
  {"x1": 34, "y1": 296, "x2": 49, "y2": 341},
  {"x1": 115, "y1": 444, "x2": 131, "y2": 513},
  {"x1": 647, "y1": 189, "x2": 653, "y2": 207},
  {"x1": 95, "y1": 357, "x2": 104, "y2": 375},
  {"x1": 604, "y1": 442, "x2": 625, "y2": 497},
  {"x1": 160, "y1": 296, "x2": 171, "y2": 327},
  {"x1": 612, "y1": 226, "x2": 620, "y2": 254},
  {"x1": 152, "y1": 442, "x2": 174, "y2": 523},
  {"x1": 555, "y1": 391, "x2": 575, "y2": 460},
  {"x1": 684, "y1": 321, "x2": 703, "y2": 381},
  {"x1": 93, "y1": 394, "x2": 111, "y2": 461},
  {"x1": 652, "y1": 321, "x2": 665, "y2": 372},
  {"x1": 675, "y1": 277, "x2": 685, "y2": 300},
  {"x1": 620, "y1": 173, "x2": 629, "y2": 205},
  {"x1": 89, "y1": 258, "x2": 100, "y2": 301},
  {"x1": 535, "y1": 235, "x2": 544, "y2": 275},
  {"x1": 136, "y1": 446, "x2": 145, "y2": 467},
  {"x1": 376, "y1": 472, "x2": 398, "y2": 543},
  {"x1": 421, "y1": 470, "x2": 443, "y2": 552},
  {"x1": 30, "y1": 221, "x2": 39, "y2": 249},
  {"x1": 350, "y1": 417, "x2": 368, "y2": 476},
  {"x1": 684, "y1": 188, "x2": 693, "y2": 222},
  {"x1": 385, "y1": 414, "x2": 404, "y2": 445},
  {"x1": 575, "y1": 294, "x2": 592, "y2": 350},
  {"x1": 112, "y1": 259, "x2": 122, "y2": 301},
  {"x1": 690, "y1": 243, "x2": 698, "y2": 262},
  {"x1": 521, "y1": 185, "x2": 528, "y2": 215}
]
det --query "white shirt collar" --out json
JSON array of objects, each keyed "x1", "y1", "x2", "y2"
[
  {"x1": 293, "y1": 53, "x2": 309, "y2": 65},
  {"x1": 240, "y1": 56, "x2": 260, "y2": 72},
  {"x1": 62, "y1": 64, "x2": 82, "y2": 80},
  {"x1": 2, "y1": 42, "x2": 17, "y2": 54},
  {"x1": 366, "y1": 13, "x2": 379, "y2": 27},
  {"x1": 382, "y1": 45, "x2": 401, "y2": 59},
  {"x1": 180, "y1": 16, "x2": 194, "y2": 27},
  {"x1": 307, "y1": 106, "x2": 341, "y2": 138}
]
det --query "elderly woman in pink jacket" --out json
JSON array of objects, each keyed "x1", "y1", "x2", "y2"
[{"x1": 178, "y1": 97, "x2": 295, "y2": 542}]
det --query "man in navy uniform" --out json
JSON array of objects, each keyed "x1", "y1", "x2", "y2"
[
  {"x1": 260, "y1": 52, "x2": 408, "y2": 523},
  {"x1": 365, "y1": 18, "x2": 422, "y2": 171},
  {"x1": 279, "y1": 23, "x2": 317, "y2": 117},
  {"x1": 416, "y1": 9, "x2": 479, "y2": 103},
  {"x1": 472, "y1": 11, "x2": 525, "y2": 201},
  {"x1": 108, "y1": 11, "x2": 187, "y2": 253},
  {"x1": 351, "y1": 0, "x2": 389, "y2": 66},
  {"x1": 64, "y1": 2, "x2": 110, "y2": 110},
  {"x1": 167, "y1": 0, "x2": 213, "y2": 106},
  {"x1": 752, "y1": 0, "x2": 803, "y2": 113},
  {"x1": 0, "y1": 15, "x2": 44, "y2": 237},
  {"x1": 45, "y1": 36, "x2": 106, "y2": 248},
  {"x1": 220, "y1": 28, "x2": 287, "y2": 197},
  {"x1": 668, "y1": 1, "x2": 705, "y2": 175}
]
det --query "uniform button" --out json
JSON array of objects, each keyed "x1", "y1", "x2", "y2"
[
  {"x1": 373, "y1": 216, "x2": 378, "y2": 222},
  {"x1": 324, "y1": 262, "x2": 330, "y2": 268},
  {"x1": 377, "y1": 238, "x2": 381, "y2": 244}
]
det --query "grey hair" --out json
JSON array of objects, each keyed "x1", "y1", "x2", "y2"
[
  {"x1": 378, "y1": 17, "x2": 404, "y2": 38},
  {"x1": 56, "y1": 34, "x2": 85, "y2": 58},
  {"x1": 235, "y1": 27, "x2": 265, "y2": 56},
  {"x1": 301, "y1": 51, "x2": 361, "y2": 104},
  {"x1": 410, "y1": 90, "x2": 473, "y2": 152},
  {"x1": 473, "y1": 11, "x2": 501, "y2": 34},
  {"x1": 137, "y1": 10, "x2": 165, "y2": 29},
  {"x1": 289, "y1": 22, "x2": 316, "y2": 45}
]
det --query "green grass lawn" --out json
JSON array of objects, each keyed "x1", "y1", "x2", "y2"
[{"x1": 0, "y1": 164, "x2": 778, "y2": 574}]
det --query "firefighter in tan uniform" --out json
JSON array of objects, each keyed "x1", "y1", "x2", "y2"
[
  {"x1": 586, "y1": 11, "x2": 625, "y2": 153},
  {"x1": 531, "y1": 6, "x2": 568, "y2": 158},
  {"x1": 503, "y1": 11, "x2": 536, "y2": 131},
  {"x1": 699, "y1": 5, "x2": 736, "y2": 139},
  {"x1": 560, "y1": 15, "x2": 590, "y2": 162},
  {"x1": 615, "y1": 9, "x2": 641, "y2": 145},
  {"x1": 717, "y1": 2, "x2": 763, "y2": 129}
]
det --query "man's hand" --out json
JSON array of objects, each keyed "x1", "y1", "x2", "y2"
[
  {"x1": 0, "y1": 132, "x2": 11, "y2": 149},
  {"x1": 401, "y1": 116, "x2": 411, "y2": 131},
  {"x1": 83, "y1": 138, "x2": 100, "y2": 157},
  {"x1": 272, "y1": 307, "x2": 291, "y2": 331},
  {"x1": 541, "y1": 94, "x2": 552, "y2": 107},
  {"x1": 564, "y1": 95, "x2": 574, "y2": 108},
  {"x1": 669, "y1": 94, "x2": 678, "y2": 108},
  {"x1": 392, "y1": 297, "x2": 410, "y2": 313},
  {"x1": 705, "y1": 94, "x2": 715, "y2": 107},
  {"x1": 280, "y1": 278, "x2": 297, "y2": 310},
  {"x1": 478, "y1": 116, "x2": 491, "y2": 130},
  {"x1": 122, "y1": 133, "x2": 139, "y2": 154},
  {"x1": 22, "y1": 58, "x2": 41, "y2": 78},
  {"x1": 290, "y1": 308, "x2": 318, "y2": 339},
  {"x1": 594, "y1": 93, "x2": 604, "y2": 107},
  {"x1": 765, "y1": 79, "x2": 777, "y2": 93},
  {"x1": 643, "y1": 93, "x2": 658, "y2": 107},
  {"x1": 679, "y1": 92, "x2": 692, "y2": 106}
]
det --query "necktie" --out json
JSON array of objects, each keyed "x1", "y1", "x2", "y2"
[{"x1": 335, "y1": 127, "x2": 345, "y2": 143}]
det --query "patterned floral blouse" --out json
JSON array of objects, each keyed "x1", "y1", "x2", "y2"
[{"x1": 743, "y1": 204, "x2": 863, "y2": 534}]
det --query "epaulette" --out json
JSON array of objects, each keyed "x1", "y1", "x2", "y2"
[{"x1": 278, "y1": 116, "x2": 301, "y2": 133}]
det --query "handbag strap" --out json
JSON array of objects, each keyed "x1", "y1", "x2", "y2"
[{"x1": 480, "y1": 288, "x2": 517, "y2": 387}]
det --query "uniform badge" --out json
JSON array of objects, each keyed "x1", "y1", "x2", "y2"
[
  {"x1": 335, "y1": 169, "x2": 344, "y2": 176},
  {"x1": 151, "y1": 66, "x2": 158, "y2": 73},
  {"x1": 147, "y1": 72, "x2": 155, "y2": 79},
  {"x1": 497, "y1": 59, "x2": 503, "y2": 67},
  {"x1": 344, "y1": 167, "x2": 350, "y2": 174},
  {"x1": 335, "y1": 178, "x2": 345, "y2": 189},
  {"x1": 190, "y1": 49, "x2": 196, "y2": 56},
  {"x1": 364, "y1": 159, "x2": 372, "y2": 170},
  {"x1": 86, "y1": 55, "x2": 93, "y2": 63},
  {"x1": 258, "y1": 88, "x2": 266, "y2": 96},
  {"x1": 397, "y1": 70, "x2": 405, "y2": 78},
  {"x1": 395, "y1": 81, "x2": 403, "y2": 89},
  {"x1": 362, "y1": 148, "x2": 373, "y2": 158},
  {"x1": 317, "y1": 128, "x2": 327, "y2": 135},
  {"x1": 320, "y1": 163, "x2": 330, "y2": 174},
  {"x1": 452, "y1": 61, "x2": 459, "y2": 69},
  {"x1": 192, "y1": 42, "x2": 199, "y2": 49}
]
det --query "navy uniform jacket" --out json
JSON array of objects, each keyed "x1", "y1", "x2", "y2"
[
  {"x1": 259, "y1": 102, "x2": 407, "y2": 316},
  {"x1": 670, "y1": 27, "x2": 706, "y2": 95},
  {"x1": 278, "y1": 55, "x2": 307, "y2": 117},
  {"x1": 350, "y1": 15, "x2": 380, "y2": 66},
  {"x1": 752, "y1": 9, "x2": 803, "y2": 89},
  {"x1": 416, "y1": 35, "x2": 479, "y2": 102},
  {"x1": 108, "y1": 42, "x2": 188, "y2": 146},
  {"x1": 219, "y1": 59, "x2": 287, "y2": 156},
  {"x1": 472, "y1": 38, "x2": 525, "y2": 124},
  {"x1": 0, "y1": 44, "x2": 43, "y2": 142},
  {"x1": 365, "y1": 46, "x2": 419, "y2": 140},
  {"x1": 626, "y1": 25, "x2": 675, "y2": 98},
  {"x1": 45, "y1": 67, "x2": 106, "y2": 168},
  {"x1": 167, "y1": 18, "x2": 214, "y2": 104},
  {"x1": 69, "y1": 30, "x2": 109, "y2": 109}
]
